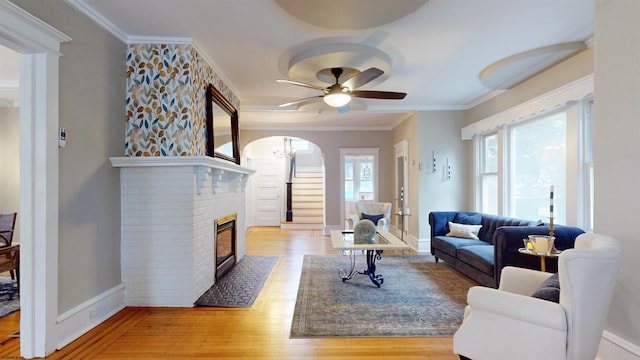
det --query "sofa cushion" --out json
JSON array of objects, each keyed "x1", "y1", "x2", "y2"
[
  {"x1": 447, "y1": 222, "x2": 482, "y2": 239},
  {"x1": 478, "y1": 214, "x2": 541, "y2": 245},
  {"x1": 432, "y1": 236, "x2": 486, "y2": 258},
  {"x1": 457, "y1": 245, "x2": 495, "y2": 275},
  {"x1": 454, "y1": 212, "x2": 482, "y2": 225}
]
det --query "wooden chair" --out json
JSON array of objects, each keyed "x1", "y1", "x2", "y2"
[
  {"x1": 0, "y1": 212, "x2": 17, "y2": 247},
  {"x1": 0, "y1": 244, "x2": 19, "y2": 287}
]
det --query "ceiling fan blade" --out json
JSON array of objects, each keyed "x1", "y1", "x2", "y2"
[
  {"x1": 278, "y1": 95, "x2": 324, "y2": 107},
  {"x1": 342, "y1": 67, "x2": 384, "y2": 90},
  {"x1": 351, "y1": 90, "x2": 407, "y2": 100},
  {"x1": 276, "y1": 79, "x2": 326, "y2": 91}
]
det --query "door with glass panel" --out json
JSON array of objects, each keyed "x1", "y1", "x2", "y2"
[{"x1": 340, "y1": 148, "x2": 379, "y2": 228}]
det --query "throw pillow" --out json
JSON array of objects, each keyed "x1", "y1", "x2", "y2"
[
  {"x1": 531, "y1": 273, "x2": 560, "y2": 303},
  {"x1": 361, "y1": 213, "x2": 384, "y2": 225},
  {"x1": 453, "y1": 213, "x2": 482, "y2": 225},
  {"x1": 446, "y1": 222, "x2": 482, "y2": 239}
]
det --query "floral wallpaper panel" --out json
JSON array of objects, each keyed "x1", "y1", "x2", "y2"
[{"x1": 125, "y1": 43, "x2": 238, "y2": 157}]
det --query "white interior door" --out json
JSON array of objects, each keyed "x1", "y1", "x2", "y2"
[{"x1": 252, "y1": 157, "x2": 284, "y2": 226}]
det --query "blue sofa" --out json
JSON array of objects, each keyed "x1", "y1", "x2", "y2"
[{"x1": 429, "y1": 211, "x2": 585, "y2": 288}]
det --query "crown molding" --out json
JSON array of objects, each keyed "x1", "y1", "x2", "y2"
[
  {"x1": 127, "y1": 35, "x2": 192, "y2": 45},
  {"x1": 65, "y1": 0, "x2": 127, "y2": 42},
  {"x1": 462, "y1": 74, "x2": 593, "y2": 139},
  {"x1": 1, "y1": 0, "x2": 70, "y2": 53}
]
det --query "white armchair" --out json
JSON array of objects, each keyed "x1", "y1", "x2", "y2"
[
  {"x1": 453, "y1": 233, "x2": 622, "y2": 360},
  {"x1": 346, "y1": 202, "x2": 392, "y2": 231}
]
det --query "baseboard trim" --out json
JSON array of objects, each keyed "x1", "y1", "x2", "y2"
[
  {"x1": 598, "y1": 330, "x2": 640, "y2": 360},
  {"x1": 55, "y1": 284, "x2": 125, "y2": 350},
  {"x1": 405, "y1": 235, "x2": 430, "y2": 253}
]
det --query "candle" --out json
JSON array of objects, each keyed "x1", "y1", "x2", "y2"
[
  {"x1": 549, "y1": 185, "x2": 554, "y2": 218},
  {"x1": 535, "y1": 237, "x2": 549, "y2": 254}
]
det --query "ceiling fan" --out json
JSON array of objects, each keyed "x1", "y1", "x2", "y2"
[{"x1": 277, "y1": 67, "x2": 407, "y2": 108}]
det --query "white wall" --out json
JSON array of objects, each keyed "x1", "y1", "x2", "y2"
[{"x1": 593, "y1": 0, "x2": 640, "y2": 357}]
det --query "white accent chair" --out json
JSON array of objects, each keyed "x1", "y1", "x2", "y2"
[
  {"x1": 453, "y1": 233, "x2": 622, "y2": 360},
  {"x1": 346, "y1": 202, "x2": 392, "y2": 231}
]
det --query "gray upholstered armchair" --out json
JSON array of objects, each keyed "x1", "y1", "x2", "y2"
[
  {"x1": 346, "y1": 202, "x2": 392, "y2": 231},
  {"x1": 453, "y1": 233, "x2": 622, "y2": 360}
]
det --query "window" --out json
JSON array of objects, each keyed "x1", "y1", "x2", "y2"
[
  {"x1": 479, "y1": 133, "x2": 498, "y2": 214},
  {"x1": 473, "y1": 98, "x2": 592, "y2": 228},
  {"x1": 583, "y1": 97, "x2": 594, "y2": 231},
  {"x1": 344, "y1": 155, "x2": 375, "y2": 201},
  {"x1": 510, "y1": 112, "x2": 566, "y2": 224}
]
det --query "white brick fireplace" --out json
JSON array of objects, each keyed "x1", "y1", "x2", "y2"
[{"x1": 110, "y1": 156, "x2": 254, "y2": 307}]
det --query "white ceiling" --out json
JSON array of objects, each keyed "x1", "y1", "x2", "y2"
[{"x1": 4, "y1": 0, "x2": 594, "y2": 130}]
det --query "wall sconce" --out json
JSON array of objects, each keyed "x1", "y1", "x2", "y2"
[
  {"x1": 446, "y1": 158, "x2": 452, "y2": 180},
  {"x1": 432, "y1": 150, "x2": 437, "y2": 174}
]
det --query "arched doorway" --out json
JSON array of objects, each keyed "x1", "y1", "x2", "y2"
[{"x1": 244, "y1": 136, "x2": 325, "y2": 230}]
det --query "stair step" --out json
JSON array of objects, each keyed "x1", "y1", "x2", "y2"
[
  {"x1": 292, "y1": 208, "x2": 323, "y2": 215},
  {"x1": 292, "y1": 184, "x2": 323, "y2": 191},
  {"x1": 292, "y1": 202, "x2": 323, "y2": 209},
  {"x1": 295, "y1": 172, "x2": 323, "y2": 178},
  {"x1": 293, "y1": 195, "x2": 323, "y2": 202},
  {"x1": 293, "y1": 177, "x2": 323, "y2": 184},
  {"x1": 293, "y1": 215, "x2": 323, "y2": 222},
  {"x1": 292, "y1": 188, "x2": 323, "y2": 196}
]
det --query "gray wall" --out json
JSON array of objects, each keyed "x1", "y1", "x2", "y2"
[
  {"x1": 0, "y1": 107, "x2": 20, "y2": 242},
  {"x1": 13, "y1": 1, "x2": 125, "y2": 313},
  {"x1": 241, "y1": 129, "x2": 394, "y2": 227},
  {"x1": 594, "y1": 0, "x2": 640, "y2": 351},
  {"x1": 417, "y1": 111, "x2": 468, "y2": 239},
  {"x1": 392, "y1": 110, "x2": 468, "y2": 241}
]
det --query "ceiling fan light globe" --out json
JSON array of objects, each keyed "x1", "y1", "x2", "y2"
[{"x1": 324, "y1": 93, "x2": 351, "y2": 107}]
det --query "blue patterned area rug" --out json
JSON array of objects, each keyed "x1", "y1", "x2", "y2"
[
  {"x1": 0, "y1": 275, "x2": 19, "y2": 318},
  {"x1": 195, "y1": 256, "x2": 278, "y2": 308},
  {"x1": 291, "y1": 255, "x2": 477, "y2": 338}
]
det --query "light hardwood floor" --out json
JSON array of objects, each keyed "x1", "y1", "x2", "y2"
[{"x1": 0, "y1": 227, "x2": 460, "y2": 359}]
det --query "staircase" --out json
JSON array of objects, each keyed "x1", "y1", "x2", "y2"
[{"x1": 281, "y1": 171, "x2": 324, "y2": 230}]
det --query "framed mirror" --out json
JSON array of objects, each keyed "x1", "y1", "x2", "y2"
[{"x1": 206, "y1": 83, "x2": 240, "y2": 164}]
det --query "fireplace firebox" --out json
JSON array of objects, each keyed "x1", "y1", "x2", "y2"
[{"x1": 215, "y1": 214, "x2": 237, "y2": 280}]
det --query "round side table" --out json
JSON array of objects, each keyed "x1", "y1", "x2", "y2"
[{"x1": 518, "y1": 247, "x2": 562, "y2": 272}]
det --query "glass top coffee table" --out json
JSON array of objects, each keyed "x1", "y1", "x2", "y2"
[{"x1": 331, "y1": 229, "x2": 409, "y2": 287}]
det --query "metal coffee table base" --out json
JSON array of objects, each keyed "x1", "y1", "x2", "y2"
[{"x1": 338, "y1": 250, "x2": 385, "y2": 288}]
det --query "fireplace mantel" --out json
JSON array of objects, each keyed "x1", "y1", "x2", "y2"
[
  {"x1": 110, "y1": 156, "x2": 254, "y2": 194},
  {"x1": 110, "y1": 156, "x2": 254, "y2": 307}
]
